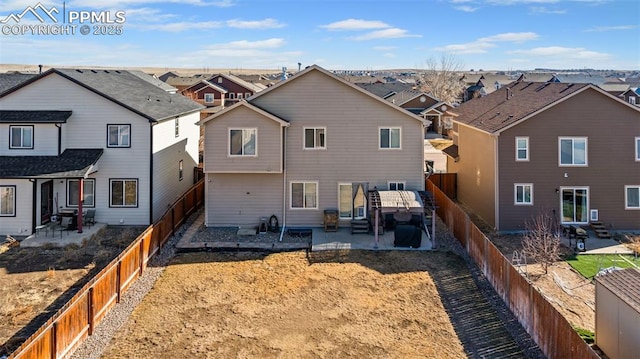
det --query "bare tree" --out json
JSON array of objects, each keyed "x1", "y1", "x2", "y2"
[
  {"x1": 416, "y1": 55, "x2": 465, "y2": 104},
  {"x1": 521, "y1": 212, "x2": 562, "y2": 274}
]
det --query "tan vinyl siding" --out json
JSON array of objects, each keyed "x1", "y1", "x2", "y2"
[
  {"x1": 448, "y1": 125, "x2": 496, "y2": 227},
  {"x1": 204, "y1": 105, "x2": 283, "y2": 173},
  {"x1": 498, "y1": 88, "x2": 640, "y2": 231},
  {"x1": 205, "y1": 173, "x2": 283, "y2": 226},
  {"x1": 252, "y1": 70, "x2": 425, "y2": 226}
]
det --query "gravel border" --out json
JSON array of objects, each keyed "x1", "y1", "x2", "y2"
[{"x1": 70, "y1": 209, "x2": 545, "y2": 359}]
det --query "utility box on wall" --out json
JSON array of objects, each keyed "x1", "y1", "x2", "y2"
[{"x1": 595, "y1": 268, "x2": 640, "y2": 359}]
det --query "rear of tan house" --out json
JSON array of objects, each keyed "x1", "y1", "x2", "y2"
[
  {"x1": 201, "y1": 65, "x2": 427, "y2": 228},
  {"x1": 448, "y1": 83, "x2": 640, "y2": 232}
]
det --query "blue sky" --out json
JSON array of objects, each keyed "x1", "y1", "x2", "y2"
[{"x1": 1, "y1": 0, "x2": 638, "y2": 71}]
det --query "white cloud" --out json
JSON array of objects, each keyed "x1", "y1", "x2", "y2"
[
  {"x1": 529, "y1": 6, "x2": 566, "y2": 14},
  {"x1": 383, "y1": 53, "x2": 396, "y2": 58},
  {"x1": 454, "y1": 5, "x2": 480, "y2": 12},
  {"x1": 349, "y1": 28, "x2": 421, "y2": 41},
  {"x1": 140, "y1": 20, "x2": 223, "y2": 32},
  {"x1": 320, "y1": 19, "x2": 390, "y2": 31},
  {"x1": 226, "y1": 18, "x2": 285, "y2": 29},
  {"x1": 67, "y1": 0, "x2": 235, "y2": 9},
  {"x1": 479, "y1": 32, "x2": 539, "y2": 43},
  {"x1": 507, "y1": 46, "x2": 611, "y2": 61},
  {"x1": 220, "y1": 38, "x2": 286, "y2": 49},
  {"x1": 373, "y1": 46, "x2": 397, "y2": 51},
  {"x1": 435, "y1": 41, "x2": 497, "y2": 54},
  {"x1": 584, "y1": 25, "x2": 637, "y2": 32},
  {"x1": 180, "y1": 38, "x2": 302, "y2": 68}
]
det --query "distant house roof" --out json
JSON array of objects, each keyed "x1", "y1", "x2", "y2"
[
  {"x1": 209, "y1": 73, "x2": 264, "y2": 93},
  {"x1": 128, "y1": 70, "x2": 178, "y2": 93},
  {"x1": 355, "y1": 82, "x2": 415, "y2": 99},
  {"x1": 0, "y1": 73, "x2": 37, "y2": 93},
  {"x1": 596, "y1": 268, "x2": 640, "y2": 313},
  {"x1": 385, "y1": 90, "x2": 438, "y2": 106},
  {"x1": 516, "y1": 73, "x2": 555, "y2": 82},
  {"x1": 554, "y1": 73, "x2": 606, "y2": 86},
  {"x1": 183, "y1": 79, "x2": 228, "y2": 94},
  {"x1": 1, "y1": 69, "x2": 204, "y2": 122},
  {"x1": 198, "y1": 100, "x2": 290, "y2": 127},
  {"x1": 442, "y1": 144, "x2": 459, "y2": 161},
  {"x1": 0, "y1": 148, "x2": 103, "y2": 178},
  {"x1": 0, "y1": 110, "x2": 72, "y2": 123}
]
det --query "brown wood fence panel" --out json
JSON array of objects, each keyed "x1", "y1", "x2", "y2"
[
  {"x1": 139, "y1": 227, "x2": 156, "y2": 270},
  {"x1": 118, "y1": 242, "x2": 141, "y2": 295},
  {"x1": 485, "y1": 239, "x2": 508, "y2": 301},
  {"x1": 54, "y1": 294, "x2": 89, "y2": 359},
  {"x1": 427, "y1": 173, "x2": 457, "y2": 200},
  {"x1": 11, "y1": 325, "x2": 54, "y2": 359},
  {"x1": 173, "y1": 199, "x2": 185, "y2": 231},
  {"x1": 159, "y1": 214, "x2": 173, "y2": 247},
  {"x1": 90, "y1": 264, "x2": 118, "y2": 326},
  {"x1": 184, "y1": 188, "x2": 195, "y2": 217},
  {"x1": 196, "y1": 181, "x2": 204, "y2": 206},
  {"x1": 507, "y1": 265, "x2": 532, "y2": 333},
  {"x1": 468, "y1": 223, "x2": 485, "y2": 267}
]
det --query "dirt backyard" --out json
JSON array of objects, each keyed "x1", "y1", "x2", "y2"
[
  {"x1": 100, "y1": 250, "x2": 532, "y2": 359},
  {"x1": 0, "y1": 227, "x2": 143, "y2": 356}
]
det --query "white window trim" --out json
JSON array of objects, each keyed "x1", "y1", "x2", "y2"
[
  {"x1": 107, "y1": 124, "x2": 131, "y2": 148},
  {"x1": 228, "y1": 128, "x2": 257, "y2": 157},
  {"x1": 387, "y1": 181, "x2": 406, "y2": 191},
  {"x1": 635, "y1": 137, "x2": 640, "y2": 162},
  {"x1": 290, "y1": 181, "x2": 318, "y2": 210},
  {"x1": 67, "y1": 179, "x2": 96, "y2": 207},
  {"x1": 204, "y1": 93, "x2": 214, "y2": 103},
  {"x1": 559, "y1": 186, "x2": 590, "y2": 225},
  {"x1": 109, "y1": 179, "x2": 138, "y2": 207},
  {"x1": 558, "y1": 137, "x2": 588, "y2": 167},
  {"x1": 245, "y1": 92, "x2": 251, "y2": 98},
  {"x1": 515, "y1": 136, "x2": 529, "y2": 161},
  {"x1": 229, "y1": 93, "x2": 236, "y2": 100},
  {"x1": 625, "y1": 185, "x2": 640, "y2": 210},
  {"x1": 629, "y1": 96, "x2": 636, "y2": 105},
  {"x1": 379, "y1": 126, "x2": 402, "y2": 150},
  {"x1": 0, "y1": 185, "x2": 16, "y2": 217},
  {"x1": 303, "y1": 127, "x2": 327, "y2": 150},
  {"x1": 237, "y1": 93, "x2": 243, "y2": 99},
  {"x1": 9, "y1": 125, "x2": 33, "y2": 149},
  {"x1": 514, "y1": 183, "x2": 533, "y2": 205},
  {"x1": 338, "y1": 183, "x2": 353, "y2": 220},
  {"x1": 174, "y1": 118, "x2": 179, "y2": 138}
]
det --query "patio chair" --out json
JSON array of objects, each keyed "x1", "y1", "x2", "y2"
[
  {"x1": 58, "y1": 217, "x2": 73, "y2": 237},
  {"x1": 83, "y1": 209, "x2": 96, "y2": 228}
]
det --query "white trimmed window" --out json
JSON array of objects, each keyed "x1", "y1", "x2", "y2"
[
  {"x1": 635, "y1": 137, "x2": 640, "y2": 161},
  {"x1": 338, "y1": 183, "x2": 352, "y2": 219},
  {"x1": 217, "y1": 77, "x2": 223, "y2": 84},
  {"x1": 204, "y1": 93, "x2": 214, "y2": 103},
  {"x1": 245, "y1": 92, "x2": 251, "y2": 98},
  {"x1": 304, "y1": 127, "x2": 326, "y2": 149},
  {"x1": 388, "y1": 181, "x2": 405, "y2": 191},
  {"x1": 179, "y1": 160, "x2": 184, "y2": 181},
  {"x1": 625, "y1": 185, "x2": 640, "y2": 209},
  {"x1": 107, "y1": 124, "x2": 130, "y2": 148},
  {"x1": 291, "y1": 182, "x2": 317, "y2": 209},
  {"x1": 174, "y1": 118, "x2": 179, "y2": 138},
  {"x1": 110, "y1": 179, "x2": 138, "y2": 207},
  {"x1": 9, "y1": 125, "x2": 33, "y2": 149},
  {"x1": 229, "y1": 128, "x2": 257, "y2": 156},
  {"x1": 515, "y1": 137, "x2": 529, "y2": 161},
  {"x1": 514, "y1": 184, "x2": 533, "y2": 205},
  {"x1": 237, "y1": 93, "x2": 243, "y2": 99},
  {"x1": 559, "y1": 137, "x2": 587, "y2": 166},
  {"x1": 629, "y1": 96, "x2": 636, "y2": 105},
  {"x1": 229, "y1": 93, "x2": 236, "y2": 100},
  {"x1": 379, "y1": 127, "x2": 401, "y2": 149},
  {"x1": 0, "y1": 186, "x2": 16, "y2": 216},
  {"x1": 67, "y1": 179, "x2": 95, "y2": 207}
]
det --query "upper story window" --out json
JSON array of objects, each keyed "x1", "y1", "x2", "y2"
[
  {"x1": 515, "y1": 136, "x2": 529, "y2": 161},
  {"x1": 107, "y1": 124, "x2": 131, "y2": 148},
  {"x1": 229, "y1": 93, "x2": 236, "y2": 100},
  {"x1": 9, "y1": 125, "x2": 33, "y2": 149},
  {"x1": 217, "y1": 77, "x2": 223, "y2": 84},
  {"x1": 559, "y1": 137, "x2": 587, "y2": 166},
  {"x1": 635, "y1": 137, "x2": 640, "y2": 161},
  {"x1": 237, "y1": 93, "x2": 243, "y2": 99},
  {"x1": 514, "y1": 183, "x2": 533, "y2": 205},
  {"x1": 290, "y1": 181, "x2": 317, "y2": 209},
  {"x1": 229, "y1": 128, "x2": 256, "y2": 156},
  {"x1": 626, "y1": 185, "x2": 640, "y2": 209},
  {"x1": 379, "y1": 127, "x2": 401, "y2": 149},
  {"x1": 204, "y1": 93, "x2": 214, "y2": 103},
  {"x1": 245, "y1": 92, "x2": 251, "y2": 98},
  {"x1": 629, "y1": 96, "x2": 637, "y2": 105},
  {"x1": 174, "y1": 118, "x2": 179, "y2": 138},
  {"x1": 304, "y1": 127, "x2": 326, "y2": 149},
  {"x1": 388, "y1": 181, "x2": 405, "y2": 191},
  {"x1": 67, "y1": 179, "x2": 95, "y2": 207},
  {"x1": 0, "y1": 186, "x2": 16, "y2": 217}
]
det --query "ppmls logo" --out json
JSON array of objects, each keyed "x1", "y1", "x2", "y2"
[{"x1": 1, "y1": 2, "x2": 126, "y2": 36}]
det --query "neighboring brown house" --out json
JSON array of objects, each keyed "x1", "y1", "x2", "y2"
[
  {"x1": 447, "y1": 81, "x2": 640, "y2": 232},
  {"x1": 180, "y1": 80, "x2": 228, "y2": 108},
  {"x1": 620, "y1": 88, "x2": 639, "y2": 106}
]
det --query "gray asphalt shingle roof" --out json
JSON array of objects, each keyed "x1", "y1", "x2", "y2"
[
  {"x1": 0, "y1": 149, "x2": 103, "y2": 178},
  {"x1": 0, "y1": 110, "x2": 72, "y2": 123},
  {"x1": 1, "y1": 69, "x2": 203, "y2": 122},
  {"x1": 0, "y1": 73, "x2": 37, "y2": 93}
]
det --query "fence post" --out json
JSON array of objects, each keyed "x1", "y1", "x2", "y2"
[
  {"x1": 52, "y1": 321, "x2": 58, "y2": 359},
  {"x1": 171, "y1": 206, "x2": 175, "y2": 238},
  {"x1": 116, "y1": 261, "x2": 122, "y2": 303},
  {"x1": 139, "y1": 237, "x2": 144, "y2": 275},
  {"x1": 88, "y1": 287, "x2": 94, "y2": 336}
]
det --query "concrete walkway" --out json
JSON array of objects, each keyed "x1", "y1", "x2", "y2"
[{"x1": 559, "y1": 231, "x2": 633, "y2": 255}]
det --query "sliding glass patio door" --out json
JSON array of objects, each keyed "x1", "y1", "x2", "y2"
[{"x1": 561, "y1": 187, "x2": 589, "y2": 224}]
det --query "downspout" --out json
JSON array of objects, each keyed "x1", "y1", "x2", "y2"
[
  {"x1": 493, "y1": 133, "x2": 500, "y2": 232},
  {"x1": 149, "y1": 122, "x2": 155, "y2": 225},
  {"x1": 279, "y1": 126, "x2": 287, "y2": 242},
  {"x1": 55, "y1": 123, "x2": 62, "y2": 155},
  {"x1": 31, "y1": 179, "x2": 37, "y2": 233}
]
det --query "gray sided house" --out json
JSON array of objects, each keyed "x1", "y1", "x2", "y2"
[
  {"x1": 447, "y1": 81, "x2": 640, "y2": 232},
  {"x1": 0, "y1": 69, "x2": 203, "y2": 236},
  {"x1": 200, "y1": 65, "x2": 430, "y2": 229}
]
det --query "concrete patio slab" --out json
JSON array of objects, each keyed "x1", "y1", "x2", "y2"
[{"x1": 20, "y1": 223, "x2": 107, "y2": 248}]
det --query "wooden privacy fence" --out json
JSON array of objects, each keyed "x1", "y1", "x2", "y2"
[
  {"x1": 426, "y1": 179, "x2": 599, "y2": 359},
  {"x1": 9, "y1": 179, "x2": 205, "y2": 359},
  {"x1": 426, "y1": 173, "x2": 457, "y2": 200}
]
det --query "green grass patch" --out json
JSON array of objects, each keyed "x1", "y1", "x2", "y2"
[
  {"x1": 565, "y1": 254, "x2": 639, "y2": 279},
  {"x1": 573, "y1": 326, "x2": 595, "y2": 344}
]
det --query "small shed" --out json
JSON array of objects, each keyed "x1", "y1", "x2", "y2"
[{"x1": 595, "y1": 267, "x2": 640, "y2": 359}]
